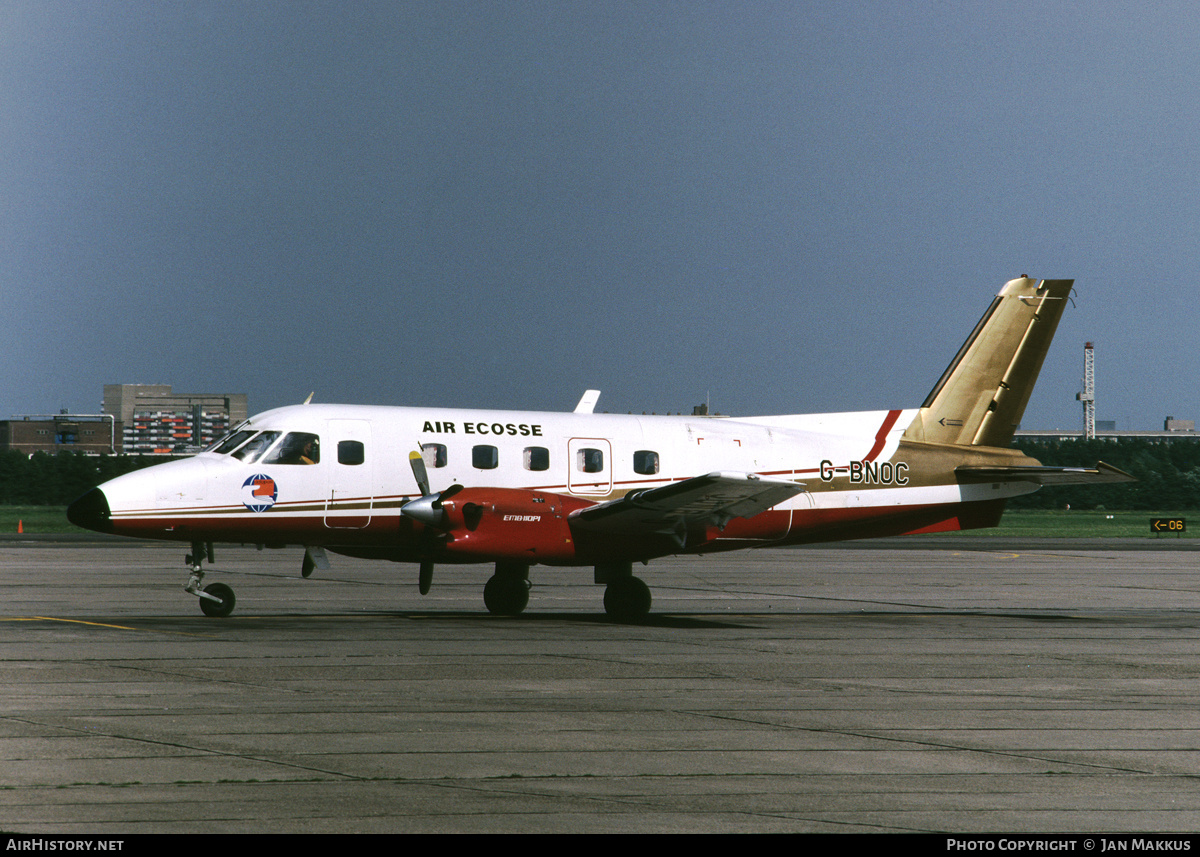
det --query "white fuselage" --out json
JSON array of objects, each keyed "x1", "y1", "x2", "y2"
[{"x1": 88, "y1": 402, "x2": 1034, "y2": 563}]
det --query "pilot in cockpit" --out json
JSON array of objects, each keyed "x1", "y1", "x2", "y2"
[{"x1": 273, "y1": 433, "x2": 319, "y2": 465}]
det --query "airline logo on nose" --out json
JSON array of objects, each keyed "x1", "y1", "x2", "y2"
[{"x1": 242, "y1": 474, "x2": 278, "y2": 512}]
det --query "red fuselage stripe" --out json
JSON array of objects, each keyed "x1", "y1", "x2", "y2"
[{"x1": 864, "y1": 409, "x2": 902, "y2": 462}]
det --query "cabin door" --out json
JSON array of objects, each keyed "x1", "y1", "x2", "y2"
[
  {"x1": 567, "y1": 437, "x2": 613, "y2": 496},
  {"x1": 324, "y1": 419, "x2": 374, "y2": 529}
]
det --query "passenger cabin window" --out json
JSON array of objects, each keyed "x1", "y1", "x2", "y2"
[
  {"x1": 338, "y1": 440, "x2": 365, "y2": 465},
  {"x1": 473, "y1": 445, "x2": 498, "y2": 469},
  {"x1": 421, "y1": 443, "x2": 447, "y2": 468},
  {"x1": 523, "y1": 446, "x2": 549, "y2": 471},
  {"x1": 633, "y1": 450, "x2": 660, "y2": 475},
  {"x1": 576, "y1": 447, "x2": 604, "y2": 473},
  {"x1": 231, "y1": 431, "x2": 281, "y2": 463},
  {"x1": 262, "y1": 432, "x2": 320, "y2": 465}
]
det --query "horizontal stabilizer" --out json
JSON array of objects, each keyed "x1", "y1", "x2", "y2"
[
  {"x1": 570, "y1": 471, "x2": 803, "y2": 535},
  {"x1": 955, "y1": 461, "x2": 1136, "y2": 486}
]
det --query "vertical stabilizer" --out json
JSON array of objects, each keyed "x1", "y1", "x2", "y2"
[{"x1": 902, "y1": 277, "x2": 1073, "y2": 447}]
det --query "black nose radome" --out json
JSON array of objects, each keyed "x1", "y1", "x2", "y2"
[{"x1": 67, "y1": 488, "x2": 112, "y2": 534}]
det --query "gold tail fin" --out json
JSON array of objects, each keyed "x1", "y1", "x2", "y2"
[{"x1": 903, "y1": 277, "x2": 1073, "y2": 447}]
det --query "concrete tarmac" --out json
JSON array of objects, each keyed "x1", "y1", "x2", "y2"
[{"x1": 3, "y1": 538, "x2": 1200, "y2": 833}]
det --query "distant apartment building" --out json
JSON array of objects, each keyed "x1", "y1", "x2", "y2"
[{"x1": 103, "y1": 385, "x2": 248, "y2": 454}]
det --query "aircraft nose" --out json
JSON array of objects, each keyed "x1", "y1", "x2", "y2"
[{"x1": 67, "y1": 488, "x2": 112, "y2": 534}]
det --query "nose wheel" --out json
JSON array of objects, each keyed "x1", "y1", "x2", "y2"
[{"x1": 198, "y1": 582, "x2": 236, "y2": 617}]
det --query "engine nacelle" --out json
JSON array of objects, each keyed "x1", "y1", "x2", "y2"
[{"x1": 437, "y1": 487, "x2": 593, "y2": 563}]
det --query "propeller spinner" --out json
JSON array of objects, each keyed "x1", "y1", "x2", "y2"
[{"x1": 401, "y1": 451, "x2": 463, "y2": 528}]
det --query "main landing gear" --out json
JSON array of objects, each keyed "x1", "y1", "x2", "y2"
[
  {"x1": 475, "y1": 560, "x2": 652, "y2": 622},
  {"x1": 597, "y1": 561, "x2": 652, "y2": 623},
  {"x1": 483, "y1": 561, "x2": 531, "y2": 616},
  {"x1": 603, "y1": 575, "x2": 652, "y2": 623},
  {"x1": 184, "y1": 541, "x2": 236, "y2": 618}
]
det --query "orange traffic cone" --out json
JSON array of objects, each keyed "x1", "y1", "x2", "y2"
[{"x1": 17, "y1": 520, "x2": 23, "y2": 534}]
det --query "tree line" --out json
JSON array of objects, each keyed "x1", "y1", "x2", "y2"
[
  {"x1": 0, "y1": 450, "x2": 177, "y2": 506},
  {"x1": 2, "y1": 438, "x2": 1198, "y2": 509}
]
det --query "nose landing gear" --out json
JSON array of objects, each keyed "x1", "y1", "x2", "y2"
[
  {"x1": 198, "y1": 582, "x2": 236, "y2": 617},
  {"x1": 184, "y1": 541, "x2": 236, "y2": 618}
]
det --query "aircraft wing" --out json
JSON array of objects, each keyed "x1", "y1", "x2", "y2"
[
  {"x1": 955, "y1": 461, "x2": 1136, "y2": 485},
  {"x1": 569, "y1": 471, "x2": 804, "y2": 539}
]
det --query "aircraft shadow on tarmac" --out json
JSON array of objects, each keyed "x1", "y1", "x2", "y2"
[
  {"x1": 139, "y1": 610, "x2": 756, "y2": 631},
  {"x1": 106, "y1": 607, "x2": 1200, "y2": 635},
  {"x1": 397, "y1": 611, "x2": 753, "y2": 629}
]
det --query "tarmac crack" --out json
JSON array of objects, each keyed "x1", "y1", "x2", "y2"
[
  {"x1": 690, "y1": 710, "x2": 1157, "y2": 776},
  {"x1": 59, "y1": 658, "x2": 323, "y2": 694},
  {"x1": 0, "y1": 714, "x2": 368, "y2": 783}
]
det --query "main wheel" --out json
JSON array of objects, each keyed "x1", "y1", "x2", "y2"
[
  {"x1": 483, "y1": 575, "x2": 530, "y2": 616},
  {"x1": 604, "y1": 576, "x2": 651, "y2": 623},
  {"x1": 199, "y1": 582, "x2": 236, "y2": 618}
]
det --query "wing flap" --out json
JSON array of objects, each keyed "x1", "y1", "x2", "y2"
[
  {"x1": 570, "y1": 471, "x2": 804, "y2": 535},
  {"x1": 955, "y1": 461, "x2": 1136, "y2": 485}
]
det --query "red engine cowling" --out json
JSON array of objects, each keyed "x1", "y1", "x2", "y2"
[{"x1": 437, "y1": 488, "x2": 594, "y2": 563}]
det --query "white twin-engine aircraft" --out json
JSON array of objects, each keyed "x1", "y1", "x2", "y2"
[{"x1": 68, "y1": 277, "x2": 1132, "y2": 621}]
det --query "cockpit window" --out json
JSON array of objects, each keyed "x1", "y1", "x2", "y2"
[
  {"x1": 212, "y1": 430, "x2": 257, "y2": 455},
  {"x1": 261, "y1": 432, "x2": 321, "y2": 465},
  {"x1": 231, "y1": 431, "x2": 282, "y2": 463},
  {"x1": 204, "y1": 421, "x2": 250, "y2": 452}
]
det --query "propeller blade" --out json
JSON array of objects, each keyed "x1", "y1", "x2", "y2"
[
  {"x1": 419, "y1": 560, "x2": 433, "y2": 595},
  {"x1": 409, "y1": 450, "x2": 430, "y2": 496}
]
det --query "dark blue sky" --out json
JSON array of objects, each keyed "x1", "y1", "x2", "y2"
[{"x1": 4, "y1": 1, "x2": 1198, "y2": 431}]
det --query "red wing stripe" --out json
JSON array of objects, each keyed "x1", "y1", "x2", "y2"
[{"x1": 864, "y1": 410, "x2": 902, "y2": 462}]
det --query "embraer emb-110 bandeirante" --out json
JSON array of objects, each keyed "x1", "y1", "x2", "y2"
[{"x1": 68, "y1": 277, "x2": 1132, "y2": 621}]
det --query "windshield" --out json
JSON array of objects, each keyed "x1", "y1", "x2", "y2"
[
  {"x1": 231, "y1": 431, "x2": 282, "y2": 463},
  {"x1": 212, "y1": 429, "x2": 256, "y2": 455},
  {"x1": 203, "y1": 420, "x2": 250, "y2": 452}
]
